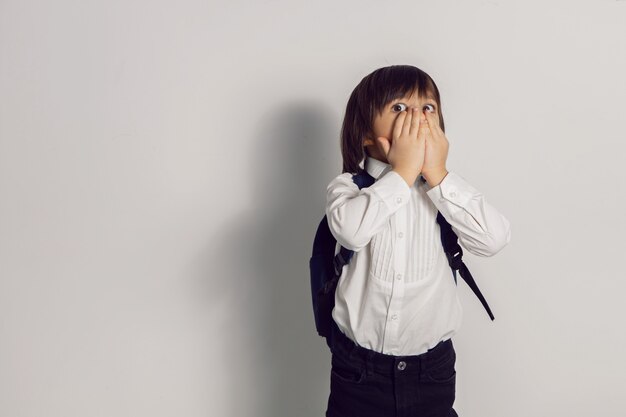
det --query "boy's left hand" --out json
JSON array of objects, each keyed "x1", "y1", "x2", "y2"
[{"x1": 420, "y1": 110, "x2": 449, "y2": 185}]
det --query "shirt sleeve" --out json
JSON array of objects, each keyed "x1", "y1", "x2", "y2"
[
  {"x1": 425, "y1": 171, "x2": 511, "y2": 257},
  {"x1": 326, "y1": 170, "x2": 411, "y2": 252}
]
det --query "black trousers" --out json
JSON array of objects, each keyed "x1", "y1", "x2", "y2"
[{"x1": 326, "y1": 319, "x2": 459, "y2": 417}]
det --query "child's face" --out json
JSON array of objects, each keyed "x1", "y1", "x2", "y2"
[{"x1": 363, "y1": 91, "x2": 439, "y2": 164}]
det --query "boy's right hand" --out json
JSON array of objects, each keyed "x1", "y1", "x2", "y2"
[{"x1": 376, "y1": 107, "x2": 426, "y2": 187}]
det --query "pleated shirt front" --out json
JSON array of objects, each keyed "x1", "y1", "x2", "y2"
[{"x1": 325, "y1": 155, "x2": 511, "y2": 355}]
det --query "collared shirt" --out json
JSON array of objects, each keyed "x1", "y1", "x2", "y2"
[{"x1": 325, "y1": 155, "x2": 512, "y2": 355}]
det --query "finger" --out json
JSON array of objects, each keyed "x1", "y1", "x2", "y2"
[
  {"x1": 401, "y1": 107, "x2": 413, "y2": 137},
  {"x1": 425, "y1": 108, "x2": 437, "y2": 124},
  {"x1": 417, "y1": 112, "x2": 429, "y2": 142},
  {"x1": 393, "y1": 111, "x2": 407, "y2": 141},
  {"x1": 409, "y1": 107, "x2": 420, "y2": 137},
  {"x1": 423, "y1": 112, "x2": 434, "y2": 141},
  {"x1": 424, "y1": 111, "x2": 441, "y2": 138}
]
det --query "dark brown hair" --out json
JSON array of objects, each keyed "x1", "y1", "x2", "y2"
[{"x1": 339, "y1": 65, "x2": 446, "y2": 175}]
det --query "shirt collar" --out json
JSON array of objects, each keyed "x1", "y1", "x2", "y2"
[
  {"x1": 365, "y1": 155, "x2": 392, "y2": 180},
  {"x1": 365, "y1": 155, "x2": 426, "y2": 184}
]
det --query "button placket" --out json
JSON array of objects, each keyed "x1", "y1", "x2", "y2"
[
  {"x1": 395, "y1": 231, "x2": 403, "y2": 284},
  {"x1": 384, "y1": 203, "x2": 406, "y2": 354}
]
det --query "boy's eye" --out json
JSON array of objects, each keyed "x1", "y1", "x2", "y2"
[{"x1": 391, "y1": 103, "x2": 437, "y2": 113}]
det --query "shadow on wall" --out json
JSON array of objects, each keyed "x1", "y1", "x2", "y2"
[{"x1": 203, "y1": 100, "x2": 342, "y2": 417}]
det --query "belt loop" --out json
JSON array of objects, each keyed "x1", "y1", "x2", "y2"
[
  {"x1": 418, "y1": 355, "x2": 423, "y2": 377},
  {"x1": 364, "y1": 350, "x2": 373, "y2": 376}
]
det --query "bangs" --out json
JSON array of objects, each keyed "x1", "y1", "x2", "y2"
[{"x1": 366, "y1": 67, "x2": 440, "y2": 117}]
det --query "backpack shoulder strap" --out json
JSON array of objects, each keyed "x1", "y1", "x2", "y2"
[
  {"x1": 436, "y1": 212, "x2": 495, "y2": 321},
  {"x1": 332, "y1": 169, "x2": 376, "y2": 273},
  {"x1": 352, "y1": 169, "x2": 376, "y2": 189}
]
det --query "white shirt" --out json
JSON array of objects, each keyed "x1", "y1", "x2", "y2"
[{"x1": 325, "y1": 155, "x2": 512, "y2": 355}]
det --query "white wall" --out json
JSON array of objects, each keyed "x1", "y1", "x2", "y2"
[{"x1": 1, "y1": 0, "x2": 625, "y2": 416}]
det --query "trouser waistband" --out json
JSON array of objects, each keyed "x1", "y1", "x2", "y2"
[{"x1": 329, "y1": 319, "x2": 454, "y2": 377}]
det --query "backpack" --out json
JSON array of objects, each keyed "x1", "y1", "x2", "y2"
[{"x1": 310, "y1": 170, "x2": 495, "y2": 346}]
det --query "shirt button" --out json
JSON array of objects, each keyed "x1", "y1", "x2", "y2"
[
  {"x1": 398, "y1": 232, "x2": 404, "y2": 238},
  {"x1": 450, "y1": 191, "x2": 457, "y2": 198},
  {"x1": 391, "y1": 314, "x2": 398, "y2": 320},
  {"x1": 396, "y1": 273, "x2": 402, "y2": 281},
  {"x1": 396, "y1": 197, "x2": 403, "y2": 204},
  {"x1": 397, "y1": 361, "x2": 406, "y2": 371}
]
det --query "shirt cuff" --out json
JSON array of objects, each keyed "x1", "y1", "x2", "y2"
[
  {"x1": 369, "y1": 169, "x2": 412, "y2": 212},
  {"x1": 425, "y1": 171, "x2": 480, "y2": 207}
]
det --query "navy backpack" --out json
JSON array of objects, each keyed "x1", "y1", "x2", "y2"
[{"x1": 310, "y1": 170, "x2": 495, "y2": 346}]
